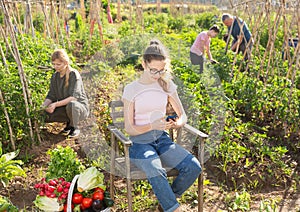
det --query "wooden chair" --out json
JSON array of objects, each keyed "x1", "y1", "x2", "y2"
[{"x1": 108, "y1": 100, "x2": 208, "y2": 212}]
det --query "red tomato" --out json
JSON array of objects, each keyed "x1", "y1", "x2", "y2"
[
  {"x1": 72, "y1": 193, "x2": 83, "y2": 204},
  {"x1": 94, "y1": 187, "x2": 105, "y2": 193},
  {"x1": 92, "y1": 191, "x2": 104, "y2": 200},
  {"x1": 81, "y1": 197, "x2": 93, "y2": 208}
]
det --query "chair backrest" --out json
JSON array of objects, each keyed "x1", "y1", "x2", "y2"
[{"x1": 109, "y1": 100, "x2": 125, "y2": 129}]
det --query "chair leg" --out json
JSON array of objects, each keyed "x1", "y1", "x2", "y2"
[
  {"x1": 198, "y1": 138, "x2": 205, "y2": 212},
  {"x1": 109, "y1": 173, "x2": 114, "y2": 203},
  {"x1": 110, "y1": 133, "x2": 116, "y2": 206},
  {"x1": 124, "y1": 145, "x2": 133, "y2": 212},
  {"x1": 127, "y1": 178, "x2": 133, "y2": 212},
  {"x1": 198, "y1": 173, "x2": 203, "y2": 212}
]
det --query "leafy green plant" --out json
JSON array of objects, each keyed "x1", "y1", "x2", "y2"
[
  {"x1": 32, "y1": 14, "x2": 45, "y2": 33},
  {"x1": 46, "y1": 145, "x2": 85, "y2": 182},
  {"x1": 227, "y1": 191, "x2": 251, "y2": 211},
  {"x1": 0, "y1": 195, "x2": 18, "y2": 212},
  {"x1": 259, "y1": 198, "x2": 278, "y2": 212},
  {"x1": 194, "y1": 12, "x2": 218, "y2": 29},
  {"x1": 167, "y1": 17, "x2": 186, "y2": 32},
  {"x1": 0, "y1": 143, "x2": 26, "y2": 187}
]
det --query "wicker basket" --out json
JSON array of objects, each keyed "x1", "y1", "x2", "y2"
[{"x1": 67, "y1": 175, "x2": 110, "y2": 212}]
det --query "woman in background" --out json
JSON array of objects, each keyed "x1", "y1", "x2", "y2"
[{"x1": 42, "y1": 49, "x2": 89, "y2": 137}]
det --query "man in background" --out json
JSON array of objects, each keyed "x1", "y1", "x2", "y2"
[{"x1": 222, "y1": 13, "x2": 253, "y2": 60}]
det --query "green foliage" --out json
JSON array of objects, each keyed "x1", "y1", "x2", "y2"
[
  {"x1": 0, "y1": 195, "x2": 19, "y2": 212},
  {"x1": 195, "y1": 12, "x2": 218, "y2": 29},
  {"x1": 75, "y1": 13, "x2": 84, "y2": 32},
  {"x1": 32, "y1": 14, "x2": 45, "y2": 33},
  {"x1": 0, "y1": 33, "x2": 54, "y2": 147},
  {"x1": 118, "y1": 20, "x2": 133, "y2": 37},
  {"x1": 46, "y1": 146, "x2": 85, "y2": 182},
  {"x1": 226, "y1": 191, "x2": 251, "y2": 211},
  {"x1": 259, "y1": 198, "x2": 278, "y2": 212},
  {"x1": 143, "y1": 14, "x2": 169, "y2": 33},
  {"x1": 167, "y1": 17, "x2": 187, "y2": 32},
  {"x1": 0, "y1": 8, "x2": 299, "y2": 211},
  {"x1": 0, "y1": 143, "x2": 26, "y2": 187},
  {"x1": 258, "y1": 14, "x2": 285, "y2": 50},
  {"x1": 0, "y1": 13, "x2": 3, "y2": 25}
]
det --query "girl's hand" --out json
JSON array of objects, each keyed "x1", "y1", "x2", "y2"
[
  {"x1": 167, "y1": 119, "x2": 181, "y2": 129},
  {"x1": 45, "y1": 103, "x2": 56, "y2": 114}
]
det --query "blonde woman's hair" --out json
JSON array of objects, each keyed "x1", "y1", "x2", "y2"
[
  {"x1": 143, "y1": 39, "x2": 172, "y2": 92},
  {"x1": 51, "y1": 49, "x2": 71, "y2": 88}
]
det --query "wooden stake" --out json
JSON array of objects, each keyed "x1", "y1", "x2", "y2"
[
  {"x1": 80, "y1": 0, "x2": 86, "y2": 23},
  {"x1": 127, "y1": 0, "x2": 132, "y2": 25},
  {"x1": 157, "y1": 0, "x2": 161, "y2": 14},
  {"x1": 0, "y1": 88, "x2": 16, "y2": 150},
  {"x1": 13, "y1": 2, "x2": 23, "y2": 34},
  {"x1": 0, "y1": 1, "x2": 35, "y2": 142},
  {"x1": 0, "y1": 26, "x2": 16, "y2": 60},
  {"x1": 40, "y1": 0, "x2": 51, "y2": 38},
  {"x1": 117, "y1": 0, "x2": 121, "y2": 22},
  {"x1": 26, "y1": 0, "x2": 36, "y2": 37}
]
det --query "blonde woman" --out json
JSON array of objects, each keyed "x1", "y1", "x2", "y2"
[
  {"x1": 122, "y1": 40, "x2": 201, "y2": 212},
  {"x1": 42, "y1": 49, "x2": 89, "y2": 137}
]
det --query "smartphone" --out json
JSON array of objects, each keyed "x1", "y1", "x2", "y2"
[{"x1": 166, "y1": 115, "x2": 178, "y2": 122}]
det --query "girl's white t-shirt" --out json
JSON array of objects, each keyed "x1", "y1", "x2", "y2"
[{"x1": 122, "y1": 80, "x2": 177, "y2": 126}]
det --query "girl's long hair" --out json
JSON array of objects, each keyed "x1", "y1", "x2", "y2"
[
  {"x1": 143, "y1": 39, "x2": 172, "y2": 92},
  {"x1": 51, "y1": 49, "x2": 71, "y2": 88}
]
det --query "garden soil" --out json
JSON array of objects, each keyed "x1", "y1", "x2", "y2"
[{"x1": 0, "y1": 123, "x2": 299, "y2": 212}]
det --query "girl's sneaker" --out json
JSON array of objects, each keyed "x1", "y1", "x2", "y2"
[
  {"x1": 68, "y1": 128, "x2": 80, "y2": 138},
  {"x1": 62, "y1": 125, "x2": 73, "y2": 134}
]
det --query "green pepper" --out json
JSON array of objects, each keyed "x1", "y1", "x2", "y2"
[
  {"x1": 104, "y1": 197, "x2": 114, "y2": 207},
  {"x1": 104, "y1": 191, "x2": 110, "y2": 198}
]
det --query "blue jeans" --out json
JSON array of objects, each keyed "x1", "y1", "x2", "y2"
[{"x1": 129, "y1": 130, "x2": 202, "y2": 212}]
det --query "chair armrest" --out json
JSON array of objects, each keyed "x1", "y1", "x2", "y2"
[
  {"x1": 183, "y1": 124, "x2": 208, "y2": 138},
  {"x1": 108, "y1": 125, "x2": 132, "y2": 146}
]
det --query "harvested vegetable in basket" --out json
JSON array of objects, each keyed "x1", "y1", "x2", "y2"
[
  {"x1": 34, "y1": 196, "x2": 63, "y2": 212},
  {"x1": 77, "y1": 167, "x2": 106, "y2": 192}
]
